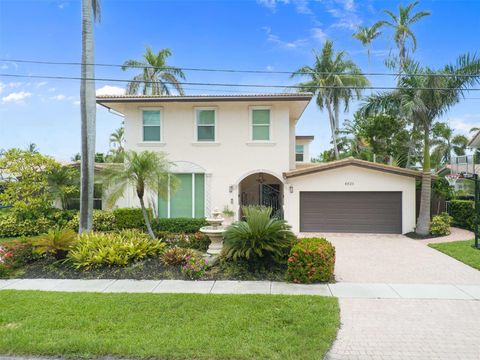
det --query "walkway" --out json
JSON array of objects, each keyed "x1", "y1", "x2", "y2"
[{"x1": 1, "y1": 279, "x2": 480, "y2": 300}]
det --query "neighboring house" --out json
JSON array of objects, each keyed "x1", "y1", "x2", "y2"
[{"x1": 97, "y1": 93, "x2": 421, "y2": 234}]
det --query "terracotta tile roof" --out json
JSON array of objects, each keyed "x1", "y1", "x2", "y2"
[{"x1": 284, "y1": 157, "x2": 426, "y2": 179}]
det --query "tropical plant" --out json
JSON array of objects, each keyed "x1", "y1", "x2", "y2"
[
  {"x1": 0, "y1": 148, "x2": 61, "y2": 218},
  {"x1": 352, "y1": 23, "x2": 382, "y2": 64},
  {"x1": 80, "y1": 0, "x2": 101, "y2": 233},
  {"x1": 361, "y1": 55, "x2": 480, "y2": 235},
  {"x1": 34, "y1": 227, "x2": 78, "y2": 260},
  {"x1": 101, "y1": 150, "x2": 173, "y2": 239},
  {"x1": 161, "y1": 246, "x2": 198, "y2": 266},
  {"x1": 222, "y1": 206, "x2": 296, "y2": 263},
  {"x1": 431, "y1": 122, "x2": 468, "y2": 168},
  {"x1": 48, "y1": 166, "x2": 79, "y2": 210},
  {"x1": 376, "y1": 1, "x2": 430, "y2": 71},
  {"x1": 182, "y1": 255, "x2": 209, "y2": 280},
  {"x1": 292, "y1": 41, "x2": 369, "y2": 159},
  {"x1": 429, "y1": 212, "x2": 452, "y2": 236},
  {"x1": 122, "y1": 46, "x2": 185, "y2": 95},
  {"x1": 107, "y1": 127, "x2": 125, "y2": 163},
  {"x1": 68, "y1": 229, "x2": 165, "y2": 269}
]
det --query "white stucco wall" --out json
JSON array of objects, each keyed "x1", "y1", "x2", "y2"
[
  {"x1": 283, "y1": 165, "x2": 417, "y2": 234},
  {"x1": 116, "y1": 101, "x2": 293, "y2": 218}
]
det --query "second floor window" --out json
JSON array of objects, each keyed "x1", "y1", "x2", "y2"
[
  {"x1": 196, "y1": 109, "x2": 216, "y2": 141},
  {"x1": 143, "y1": 110, "x2": 161, "y2": 141},
  {"x1": 296, "y1": 144, "x2": 304, "y2": 162},
  {"x1": 251, "y1": 109, "x2": 271, "y2": 141}
]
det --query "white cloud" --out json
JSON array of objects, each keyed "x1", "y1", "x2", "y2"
[
  {"x1": 257, "y1": 0, "x2": 289, "y2": 10},
  {"x1": 2, "y1": 91, "x2": 32, "y2": 104},
  {"x1": 96, "y1": 85, "x2": 126, "y2": 96},
  {"x1": 450, "y1": 116, "x2": 480, "y2": 135},
  {"x1": 51, "y1": 94, "x2": 66, "y2": 101},
  {"x1": 48, "y1": 87, "x2": 56, "y2": 92},
  {"x1": 0, "y1": 64, "x2": 7, "y2": 70},
  {"x1": 311, "y1": 27, "x2": 328, "y2": 42},
  {"x1": 73, "y1": 100, "x2": 80, "y2": 106},
  {"x1": 8, "y1": 82, "x2": 22, "y2": 88},
  {"x1": 266, "y1": 65, "x2": 274, "y2": 71},
  {"x1": 0, "y1": 82, "x2": 5, "y2": 94},
  {"x1": 292, "y1": 0, "x2": 312, "y2": 14},
  {"x1": 36, "y1": 81, "x2": 48, "y2": 88},
  {"x1": 263, "y1": 27, "x2": 308, "y2": 49},
  {"x1": 326, "y1": 0, "x2": 362, "y2": 30}
]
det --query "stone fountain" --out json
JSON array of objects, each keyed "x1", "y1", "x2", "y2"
[{"x1": 200, "y1": 208, "x2": 226, "y2": 255}]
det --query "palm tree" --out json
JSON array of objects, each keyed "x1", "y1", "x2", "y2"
[
  {"x1": 79, "y1": 0, "x2": 100, "y2": 233},
  {"x1": 361, "y1": 54, "x2": 480, "y2": 235},
  {"x1": 431, "y1": 122, "x2": 468, "y2": 168},
  {"x1": 376, "y1": 1, "x2": 430, "y2": 72},
  {"x1": 102, "y1": 150, "x2": 173, "y2": 239},
  {"x1": 109, "y1": 127, "x2": 124, "y2": 152},
  {"x1": 26, "y1": 143, "x2": 39, "y2": 154},
  {"x1": 352, "y1": 23, "x2": 382, "y2": 65},
  {"x1": 122, "y1": 47, "x2": 186, "y2": 95},
  {"x1": 292, "y1": 41, "x2": 369, "y2": 159},
  {"x1": 49, "y1": 167, "x2": 80, "y2": 210}
]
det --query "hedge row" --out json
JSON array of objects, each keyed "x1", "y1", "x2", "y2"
[
  {"x1": 448, "y1": 200, "x2": 475, "y2": 230},
  {"x1": 0, "y1": 207, "x2": 207, "y2": 238}
]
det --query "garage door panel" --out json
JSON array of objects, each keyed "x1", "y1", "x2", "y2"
[{"x1": 300, "y1": 191, "x2": 402, "y2": 233}]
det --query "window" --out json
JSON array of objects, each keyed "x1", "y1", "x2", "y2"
[
  {"x1": 296, "y1": 144, "x2": 304, "y2": 162},
  {"x1": 158, "y1": 173, "x2": 205, "y2": 218},
  {"x1": 251, "y1": 109, "x2": 270, "y2": 141},
  {"x1": 196, "y1": 109, "x2": 215, "y2": 141},
  {"x1": 142, "y1": 110, "x2": 161, "y2": 141}
]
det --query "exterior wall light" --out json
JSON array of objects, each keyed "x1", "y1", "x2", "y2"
[
  {"x1": 229, "y1": 185, "x2": 234, "y2": 193},
  {"x1": 289, "y1": 185, "x2": 294, "y2": 193}
]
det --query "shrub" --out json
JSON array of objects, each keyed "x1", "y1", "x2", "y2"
[
  {"x1": 0, "y1": 214, "x2": 53, "y2": 238},
  {"x1": 430, "y1": 212, "x2": 452, "y2": 236},
  {"x1": 34, "y1": 227, "x2": 77, "y2": 260},
  {"x1": 113, "y1": 208, "x2": 153, "y2": 230},
  {"x1": 45, "y1": 209, "x2": 77, "y2": 227},
  {"x1": 67, "y1": 210, "x2": 116, "y2": 232},
  {"x1": 161, "y1": 247, "x2": 199, "y2": 266},
  {"x1": 182, "y1": 256, "x2": 209, "y2": 280},
  {"x1": 448, "y1": 200, "x2": 475, "y2": 230},
  {"x1": 286, "y1": 237, "x2": 335, "y2": 284},
  {"x1": 222, "y1": 206, "x2": 296, "y2": 263},
  {"x1": 151, "y1": 217, "x2": 208, "y2": 234},
  {"x1": 68, "y1": 230, "x2": 165, "y2": 269},
  {"x1": 158, "y1": 231, "x2": 211, "y2": 252},
  {"x1": 0, "y1": 239, "x2": 38, "y2": 277}
]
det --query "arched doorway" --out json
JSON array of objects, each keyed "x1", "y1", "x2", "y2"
[{"x1": 238, "y1": 172, "x2": 284, "y2": 219}]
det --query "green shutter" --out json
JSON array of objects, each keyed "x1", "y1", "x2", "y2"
[
  {"x1": 252, "y1": 109, "x2": 270, "y2": 125},
  {"x1": 198, "y1": 110, "x2": 215, "y2": 125},
  {"x1": 252, "y1": 125, "x2": 270, "y2": 140},
  {"x1": 170, "y1": 174, "x2": 193, "y2": 218},
  {"x1": 194, "y1": 174, "x2": 205, "y2": 218}
]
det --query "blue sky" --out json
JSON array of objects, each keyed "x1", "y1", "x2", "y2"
[{"x1": 0, "y1": 0, "x2": 479, "y2": 161}]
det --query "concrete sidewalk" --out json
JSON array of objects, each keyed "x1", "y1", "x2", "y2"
[{"x1": 1, "y1": 278, "x2": 480, "y2": 300}]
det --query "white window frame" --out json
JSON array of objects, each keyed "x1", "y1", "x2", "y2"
[
  {"x1": 194, "y1": 107, "x2": 217, "y2": 143},
  {"x1": 295, "y1": 144, "x2": 305, "y2": 162},
  {"x1": 140, "y1": 107, "x2": 163, "y2": 143},
  {"x1": 249, "y1": 106, "x2": 272, "y2": 142}
]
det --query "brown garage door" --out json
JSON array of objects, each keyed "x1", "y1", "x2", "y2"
[{"x1": 300, "y1": 191, "x2": 402, "y2": 234}]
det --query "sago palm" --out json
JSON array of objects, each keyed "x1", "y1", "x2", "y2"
[
  {"x1": 361, "y1": 54, "x2": 480, "y2": 235},
  {"x1": 122, "y1": 46, "x2": 185, "y2": 95},
  {"x1": 292, "y1": 41, "x2": 369, "y2": 160},
  {"x1": 376, "y1": 1, "x2": 430, "y2": 71},
  {"x1": 101, "y1": 150, "x2": 173, "y2": 239},
  {"x1": 352, "y1": 23, "x2": 382, "y2": 65}
]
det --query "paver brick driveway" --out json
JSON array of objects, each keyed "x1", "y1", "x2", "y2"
[{"x1": 299, "y1": 232, "x2": 480, "y2": 285}]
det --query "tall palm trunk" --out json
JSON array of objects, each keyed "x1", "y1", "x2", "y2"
[
  {"x1": 416, "y1": 124, "x2": 431, "y2": 235},
  {"x1": 79, "y1": 0, "x2": 96, "y2": 233},
  {"x1": 325, "y1": 98, "x2": 340, "y2": 159}
]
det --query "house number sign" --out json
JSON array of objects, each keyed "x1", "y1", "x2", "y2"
[{"x1": 344, "y1": 181, "x2": 354, "y2": 186}]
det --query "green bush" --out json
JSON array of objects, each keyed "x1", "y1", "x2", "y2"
[
  {"x1": 448, "y1": 200, "x2": 475, "y2": 230},
  {"x1": 0, "y1": 239, "x2": 38, "y2": 277},
  {"x1": 430, "y1": 212, "x2": 452, "y2": 236},
  {"x1": 161, "y1": 246, "x2": 199, "y2": 266},
  {"x1": 68, "y1": 229, "x2": 165, "y2": 269},
  {"x1": 67, "y1": 210, "x2": 116, "y2": 232},
  {"x1": 34, "y1": 227, "x2": 77, "y2": 260},
  {"x1": 158, "y1": 231, "x2": 211, "y2": 252},
  {"x1": 222, "y1": 206, "x2": 296, "y2": 263},
  {"x1": 286, "y1": 238, "x2": 335, "y2": 284},
  {"x1": 151, "y1": 217, "x2": 208, "y2": 234},
  {"x1": 0, "y1": 214, "x2": 53, "y2": 238},
  {"x1": 45, "y1": 209, "x2": 77, "y2": 227},
  {"x1": 113, "y1": 208, "x2": 153, "y2": 230},
  {"x1": 182, "y1": 256, "x2": 209, "y2": 280}
]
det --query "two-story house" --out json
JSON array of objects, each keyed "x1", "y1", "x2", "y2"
[{"x1": 97, "y1": 93, "x2": 420, "y2": 234}]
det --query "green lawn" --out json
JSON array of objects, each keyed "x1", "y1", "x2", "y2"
[
  {"x1": 0, "y1": 290, "x2": 339, "y2": 360},
  {"x1": 429, "y1": 240, "x2": 480, "y2": 270}
]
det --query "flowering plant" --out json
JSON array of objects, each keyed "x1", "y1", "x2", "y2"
[
  {"x1": 0, "y1": 245, "x2": 14, "y2": 277},
  {"x1": 181, "y1": 255, "x2": 209, "y2": 280}
]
